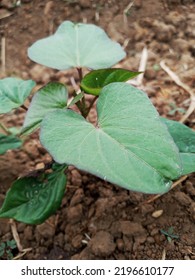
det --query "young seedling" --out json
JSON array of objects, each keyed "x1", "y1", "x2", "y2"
[
  {"x1": 0, "y1": 240, "x2": 17, "y2": 260},
  {"x1": 168, "y1": 102, "x2": 186, "y2": 116},
  {"x1": 160, "y1": 227, "x2": 179, "y2": 243},
  {"x1": 0, "y1": 21, "x2": 195, "y2": 225}
]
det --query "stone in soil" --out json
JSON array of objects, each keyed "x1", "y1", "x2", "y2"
[
  {"x1": 67, "y1": 204, "x2": 83, "y2": 224},
  {"x1": 89, "y1": 231, "x2": 116, "y2": 257}
]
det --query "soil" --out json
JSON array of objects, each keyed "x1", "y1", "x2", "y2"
[{"x1": 0, "y1": 0, "x2": 195, "y2": 260}]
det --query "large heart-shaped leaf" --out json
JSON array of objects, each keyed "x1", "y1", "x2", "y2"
[
  {"x1": 28, "y1": 21, "x2": 126, "y2": 70},
  {"x1": 0, "y1": 78, "x2": 35, "y2": 114},
  {"x1": 40, "y1": 83, "x2": 182, "y2": 194},
  {"x1": 21, "y1": 82, "x2": 68, "y2": 135},
  {"x1": 81, "y1": 68, "x2": 141, "y2": 96},
  {"x1": 0, "y1": 164, "x2": 67, "y2": 224},
  {"x1": 162, "y1": 118, "x2": 195, "y2": 175},
  {"x1": 0, "y1": 133, "x2": 22, "y2": 154}
]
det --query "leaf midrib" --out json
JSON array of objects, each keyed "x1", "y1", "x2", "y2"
[{"x1": 97, "y1": 127, "x2": 161, "y2": 177}]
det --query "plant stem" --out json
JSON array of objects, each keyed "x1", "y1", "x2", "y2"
[
  {"x1": 81, "y1": 93, "x2": 87, "y2": 117},
  {"x1": 77, "y1": 68, "x2": 88, "y2": 116},
  {"x1": 70, "y1": 68, "x2": 86, "y2": 118},
  {"x1": 74, "y1": 93, "x2": 97, "y2": 119},
  {"x1": 86, "y1": 96, "x2": 98, "y2": 116},
  {"x1": 75, "y1": 68, "x2": 96, "y2": 118},
  {"x1": 77, "y1": 67, "x2": 83, "y2": 82}
]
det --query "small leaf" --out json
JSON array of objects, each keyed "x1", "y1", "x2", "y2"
[
  {"x1": 0, "y1": 133, "x2": 22, "y2": 155},
  {"x1": 0, "y1": 243, "x2": 6, "y2": 250},
  {"x1": 67, "y1": 92, "x2": 84, "y2": 107},
  {"x1": 7, "y1": 252, "x2": 14, "y2": 260},
  {"x1": 0, "y1": 78, "x2": 35, "y2": 114},
  {"x1": 40, "y1": 83, "x2": 182, "y2": 194},
  {"x1": 8, "y1": 127, "x2": 21, "y2": 136},
  {"x1": 81, "y1": 68, "x2": 141, "y2": 96},
  {"x1": 162, "y1": 118, "x2": 195, "y2": 175},
  {"x1": 167, "y1": 236, "x2": 172, "y2": 243},
  {"x1": 7, "y1": 240, "x2": 16, "y2": 249},
  {"x1": 0, "y1": 250, "x2": 4, "y2": 258},
  {"x1": 28, "y1": 21, "x2": 126, "y2": 70},
  {"x1": 21, "y1": 82, "x2": 68, "y2": 135},
  {"x1": 0, "y1": 164, "x2": 67, "y2": 224}
]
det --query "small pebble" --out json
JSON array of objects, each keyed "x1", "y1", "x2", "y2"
[{"x1": 152, "y1": 209, "x2": 163, "y2": 218}]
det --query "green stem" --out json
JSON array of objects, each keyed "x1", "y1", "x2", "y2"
[
  {"x1": 74, "y1": 68, "x2": 88, "y2": 118},
  {"x1": 86, "y1": 96, "x2": 98, "y2": 116},
  {"x1": 81, "y1": 93, "x2": 87, "y2": 117}
]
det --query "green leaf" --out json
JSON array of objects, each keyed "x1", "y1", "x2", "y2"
[
  {"x1": 21, "y1": 82, "x2": 68, "y2": 135},
  {"x1": 161, "y1": 118, "x2": 195, "y2": 153},
  {"x1": 180, "y1": 153, "x2": 195, "y2": 175},
  {"x1": 0, "y1": 164, "x2": 67, "y2": 224},
  {"x1": 162, "y1": 118, "x2": 195, "y2": 175},
  {"x1": 81, "y1": 68, "x2": 141, "y2": 96},
  {"x1": 8, "y1": 127, "x2": 21, "y2": 136},
  {"x1": 40, "y1": 83, "x2": 182, "y2": 194},
  {"x1": 0, "y1": 243, "x2": 6, "y2": 250},
  {"x1": 0, "y1": 251, "x2": 5, "y2": 258},
  {"x1": 0, "y1": 133, "x2": 22, "y2": 155},
  {"x1": 7, "y1": 240, "x2": 16, "y2": 249},
  {"x1": 0, "y1": 78, "x2": 35, "y2": 114},
  {"x1": 28, "y1": 21, "x2": 126, "y2": 70},
  {"x1": 67, "y1": 92, "x2": 84, "y2": 107}
]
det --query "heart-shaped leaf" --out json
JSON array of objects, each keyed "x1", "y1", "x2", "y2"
[
  {"x1": 21, "y1": 82, "x2": 68, "y2": 135},
  {"x1": 28, "y1": 21, "x2": 126, "y2": 70},
  {"x1": 162, "y1": 118, "x2": 195, "y2": 175},
  {"x1": 0, "y1": 133, "x2": 22, "y2": 155},
  {"x1": 0, "y1": 164, "x2": 67, "y2": 224},
  {"x1": 81, "y1": 68, "x2": 141, "y2": 96},
  {"x1": 0, "y1": 78, "x2": 35, "y2": 114},
  {"x1": 40, "y1": 83, "x2": 182, "y2": 194}
]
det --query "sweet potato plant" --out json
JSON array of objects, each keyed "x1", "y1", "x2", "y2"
[{"x1": 0, "y1": 21, "x2": 195, "y2": 224}]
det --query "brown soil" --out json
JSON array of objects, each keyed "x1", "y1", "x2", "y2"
[{"x1": 0, "y1": 0, "x2": 195, "y2": 260}]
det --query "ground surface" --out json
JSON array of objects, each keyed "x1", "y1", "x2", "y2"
[{"x1": 0, "y1": 0, "x2": 195, "y2": 260}]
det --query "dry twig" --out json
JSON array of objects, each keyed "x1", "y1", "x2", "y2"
[
  {"x1": 144, "y1": 175, "x2": 187, "y2": 205},
  {"x1": 9, "y1": 219, "x2": 32, "y2": 259},
  {"x1": 10, "y1": 219, "x2": 23, "y2": 252},
  {"x1": 127, "y1": 46, "x2": 148, "y2": 87},
  {"x1": 123, "y1": 38, "x2": 130, "y2": 50},
  {"x1": 136, "y1": 46, "x2": 148, "y2": 86},
  {"x1": 0, "y1": 12, "x2": 13, "y2": 20},
  {"x1": 13, "y1": 248, "x2": 32, "y2": 260},
  {"x1": 70, "y1": 76, "x2": 81, "y2": 94},
  {"x1": 134, "y1": 175, "x2": 187, "y2": 210},
  {"x1": 1, "y1": 36, "x2": 6, "y2": 74},
  {"x1": 160, "y1": 61, "x2": 195, "y2": 123},
  {"x1": 123, "y1": 1, "x2": 134, "y2": 26},
  {"x1": 161, "y1": 248, "x2": 166, "y2": 260},
  {"x1": 9, "y1": 219, "x2": 23, "y2": 252}
]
